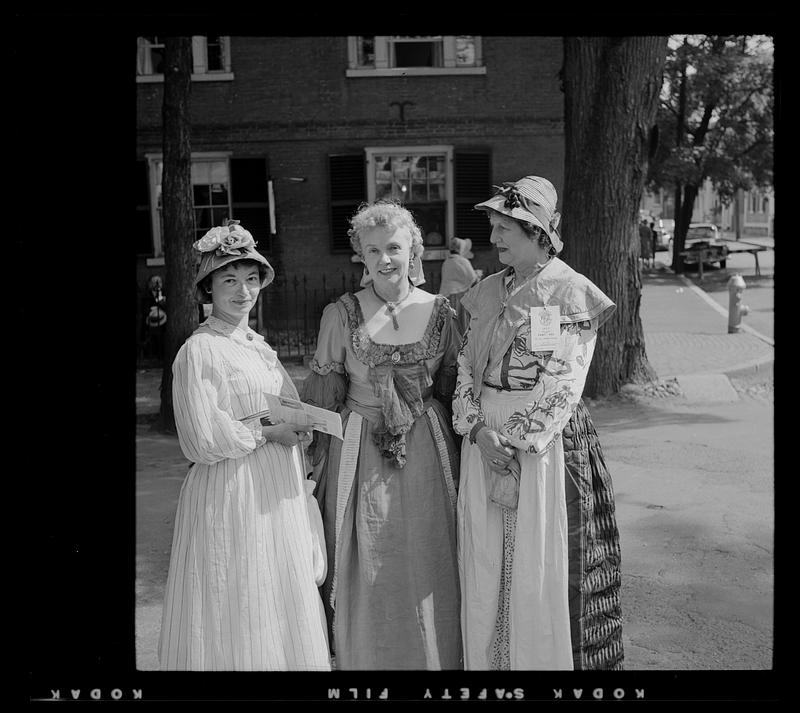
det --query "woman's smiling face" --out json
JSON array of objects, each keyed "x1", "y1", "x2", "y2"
[
  {"x1": 209, "y1": 260, "x2": 262, "y2": 325},
  {"x1": 361, "y1": 224, "x2": 412, "y2": 287}
]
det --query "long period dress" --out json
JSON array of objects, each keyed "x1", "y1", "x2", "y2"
[
  {"x1": 302, "y1": 293, "x2": 463, "y2": 670},
  {"x1": 157, "y1": 315, "x2": 330, "y2": 671},
  {"x1": 453, "y1": 259, "x2": 624, "y2": 670}
]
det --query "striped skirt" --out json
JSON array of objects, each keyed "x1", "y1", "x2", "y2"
[{"x1": 562, "y1": 400, "x2": 624, "y2": 670}]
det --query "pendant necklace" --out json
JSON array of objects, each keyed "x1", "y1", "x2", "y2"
[{"x1": 372, "y1": 282, "x2": 414, "y2": 330}]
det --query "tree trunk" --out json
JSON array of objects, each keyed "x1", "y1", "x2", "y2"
[
  {"x1": 156, "y1": 37, "x2": 196, "y2": 434},
  {"x1": 671, "y1": 183, "x2": 699, "y2": 274},
  {"x1": 562, "y1": 36, "x2": 667, "y2": 397}
]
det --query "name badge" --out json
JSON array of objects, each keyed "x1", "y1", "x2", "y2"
[{"x1": 529, "y1": 306, "x2": 561, "y2": 352}]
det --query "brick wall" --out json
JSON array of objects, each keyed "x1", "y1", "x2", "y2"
[{"x1": 137, "y1": 36, "x2": 565, "y2": 291}]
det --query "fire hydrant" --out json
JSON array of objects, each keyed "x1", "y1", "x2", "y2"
[{"x1": 728, "y1": 274, "x2": 749, "y2": 333}]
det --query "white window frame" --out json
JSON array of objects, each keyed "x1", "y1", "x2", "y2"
[
  {"x1": 347, "y1": 36, "x2": 485, "y2": 77},
  {"x1": 136, "y1": 36, "x2": 234, "y2": 83},
  {"x1": 364, "y1": 145, "x2": 454, "y2": 261},
  {"x1": 144, "y1": 151, "x2": 233, "y2": 266}
]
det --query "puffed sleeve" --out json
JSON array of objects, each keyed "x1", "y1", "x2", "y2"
[
  {"x1": 501, "y1": 319, "x2": 597, "y2": 454},
  {"x1": 452, "y1": 320, "x2": 486, "y2": 439},
  {"x1": 171, "y1": 337, "x2": 261, "y2": 465},
  {"x1": 301, "y1": 301, "x2": 348, "y2": 411}
]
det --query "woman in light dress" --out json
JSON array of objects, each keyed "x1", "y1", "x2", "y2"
[
  {"x1": 438, "y1": 237, "x2": 481, "y2": 330},
  {"x1": 454, "y1": 176, "x2": 624, "y2": 670},
  {"x1": 302, "y1": 200, "x2": 463, "y2": 670},
  {"x1": 158, "y1": 220, "x2": 330, "y2": 671}
]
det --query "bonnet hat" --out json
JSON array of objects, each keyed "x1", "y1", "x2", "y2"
[
  {"x1": 193, "y1": 219, "x2": 274, "y2": 302},
  {"x1": 450, "y1": 237, "x2": 474, "y2": 260},
  {"x1": 474, "y1": 175, "x2": 564, "y2": 254}
]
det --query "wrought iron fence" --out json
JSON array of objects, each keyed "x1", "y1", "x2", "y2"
[{"x1": 259, "y1": 270, "x2": 447, "y2": 361}]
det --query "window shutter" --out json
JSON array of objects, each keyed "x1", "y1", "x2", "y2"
[
  {"x1": 454, "y1": 151, "x2": 492, "y2": 249},
  {"x1": 329, "y1": 154, "x2": 366, "y2": 253},
  {"x1": 230, "y1": 158, "x2": 271, "y2": 253},
  {"x1": 135, "y1": 159, "x2": 153, "y2": 256}
]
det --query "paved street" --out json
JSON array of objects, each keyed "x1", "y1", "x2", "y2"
[{"x1": 136, "y1": 245, "x2": 774, "y2": 671}]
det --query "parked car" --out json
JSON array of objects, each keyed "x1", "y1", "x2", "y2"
[
  {"x1": 653, "y1": 218, "x2": 674, "y2": 251},
  {"x1": 681, "y1": 222, "x2": 728, "y2": 268}
]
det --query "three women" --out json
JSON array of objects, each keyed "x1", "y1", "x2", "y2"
[{"x1": 158, "y1": 178, "x2": 624, "y2": 671}]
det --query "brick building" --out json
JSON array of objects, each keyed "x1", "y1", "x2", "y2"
[{"x1": 136, "y1": 35, "x2": 565, "y2": 354}]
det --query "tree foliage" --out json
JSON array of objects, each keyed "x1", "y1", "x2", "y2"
[{"x1": 647, "y1": 35, "x2": 773, "y2": 271}]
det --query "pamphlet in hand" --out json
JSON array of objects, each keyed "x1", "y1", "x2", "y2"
[{"x1": 243, "y1": 393, "x2": 343, "y2": 440}]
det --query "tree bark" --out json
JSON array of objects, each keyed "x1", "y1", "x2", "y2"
[
  {"x1": 562, "y1": 36, "x2": 667, "y2": 397},
  {"x1": 156, "y1": 37, "x2": 196, "y2": 434}
]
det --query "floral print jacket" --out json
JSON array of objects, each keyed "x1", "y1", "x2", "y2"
[{"x1": 452, "y1": 258, "x2": 615, "y2": 455}]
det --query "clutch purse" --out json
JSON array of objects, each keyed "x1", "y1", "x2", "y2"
[{"x1": 487, "y1": 462, "x2": 520, "y2": 510}]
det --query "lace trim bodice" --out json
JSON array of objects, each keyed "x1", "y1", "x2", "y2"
[{"x1": 340, "y1": 292, "x2": 452, "y2": 367}]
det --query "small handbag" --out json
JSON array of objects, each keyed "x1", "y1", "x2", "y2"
[{"x1": 487, "y1": 458, "x2": 520, "y2": 510}]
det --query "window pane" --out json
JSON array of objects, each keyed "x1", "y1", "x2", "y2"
[
  {"x1": 358, "y1": 36, "x2": 375, "y2": 67},
  {"x1": 194, "y1": 207, "x2": 212, "y2": 231},
  {"x1": 456, "y1": 36, "x2": 476, "y2": 66},
  {"x1": 193, "y1": 184, "x2": 211, "y2": 205},
  {"x1": 191, "y1": 162, "x2": 212, "y2": 185},
  {"x1": 376, "y1": 152, "x2": 447, "y2": 204},
  {"x1": 207, "y1": 36, "x2": 223, "y2": 71},
  {"x1": 211, "y1": 183, "x2": 229, "y2": 205},
  {"x1": 394, "y1": 41, "x2": 440, "y2": 67},
  {"x1": 210, "y1": 208, "x2": 230, "y2": 226}
]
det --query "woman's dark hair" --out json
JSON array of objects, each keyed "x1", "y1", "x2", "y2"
[
  {"x1": 198, "y1": 258, "x2": 268, "y2": 304},
  {"x1": 520, "y1": 222, "x2": 557, "y2": 258}
]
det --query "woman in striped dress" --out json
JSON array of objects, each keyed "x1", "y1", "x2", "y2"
[
  {"x1": 157, "y1": 220, "x2": 331, "y2": 671},
  {"x1": 453, "y1": 177, "x2": 624, "y2": 670}
]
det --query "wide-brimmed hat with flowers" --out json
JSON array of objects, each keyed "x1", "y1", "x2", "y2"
[
  {"x1": 474, "y1": 175, "x2": 564, "y2": 254},
  {"x1": 193, "y1": 219, "x2": 274, "y2": 302}
]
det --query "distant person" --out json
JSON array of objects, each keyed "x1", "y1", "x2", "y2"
[
  {"x1": 454, "y1": 175, "x2": 624, "y2": 670},
  {"x1": 141, "y1": 275, "x2": 167, "y2": 363},
  {"x1": 158, "y1": 219, "x2": 330, "y2": 671},
  {"x1": 649, "y1": 220, "x2": 657, "y2": 258},
  {"x1": 639, "y1": 219, "x2": 654, "y2": 269},
  {"x1": 439, "y1": 237, "x2": 482, "y2": 330}
]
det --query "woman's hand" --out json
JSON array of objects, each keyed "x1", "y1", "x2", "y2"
[
  {"x1": 475, "y1": 426, "x2": 515, "y2": 473},
  {"x1": 262, "y1": 421, "x2": 313, "y2": 447}
]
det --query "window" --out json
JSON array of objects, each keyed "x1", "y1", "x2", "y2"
[
  {"x1": 136, "y1": 36, "x2": 233, "y2": 82},
  {"x1": 140, "y1": 155, "x2": 271, "y2": 262},
  {"x1": 347, "y1": 36, "x2": 485, "y2": 77},
  {"x1": 367, "y1": 147, "x2": 453, "y2": 254},
  {"x1": 327, "y1": 148, "x2": 491, "y2": 256}
]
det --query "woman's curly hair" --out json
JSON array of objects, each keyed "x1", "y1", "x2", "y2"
[{"x1": 348, "y1": 199, "x2": 425, "y2": 260}]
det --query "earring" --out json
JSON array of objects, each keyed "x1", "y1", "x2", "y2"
[{"x1": 205, "y1": 287, "x2": 212, "y2": 294}]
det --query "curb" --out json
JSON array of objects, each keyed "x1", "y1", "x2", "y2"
[{"x1": 676, "y1": 274, "x2": 774, "y2": 347}]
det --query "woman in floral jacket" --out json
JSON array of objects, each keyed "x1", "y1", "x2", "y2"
[{"x1": 453, "y1": 176, "x2": 624, "y2": 670}]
